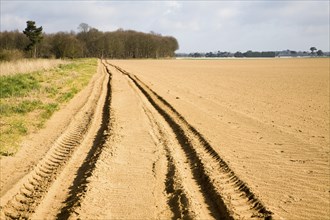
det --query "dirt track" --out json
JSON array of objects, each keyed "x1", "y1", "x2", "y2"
[
  {"x1": 0, "y1": 60, "x2": 110, "y2": 219},
  {"x1": 1, "y1": 59, "x2": 328, "y2": 219},
  {"x1": 0, "y1": 60, "x2": 271, "y2": 219}
]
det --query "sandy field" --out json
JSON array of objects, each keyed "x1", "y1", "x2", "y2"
[
  {"x1": 1, "y1": 58, "x2": 329, "y2": 220},
  {"x1": 110, "y1": 58, "x2": 329, "y2": 219}
]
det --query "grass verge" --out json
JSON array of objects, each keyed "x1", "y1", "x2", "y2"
[{"x1": 0, "y1": 58, "x2": 98, "y2": 156}]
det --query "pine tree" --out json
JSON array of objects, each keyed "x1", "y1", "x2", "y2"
[{"x1": 23, "y1": 21, "x2": 43, "y2": 58}]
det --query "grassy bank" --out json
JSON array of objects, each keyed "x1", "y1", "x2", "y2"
[{"x1": 0, "y1": 58, "x2": 98, "y2": 156}]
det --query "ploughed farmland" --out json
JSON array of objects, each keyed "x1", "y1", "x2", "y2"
[{"x1": 1, "y1": 58, "x2": 329, "y2": 220}]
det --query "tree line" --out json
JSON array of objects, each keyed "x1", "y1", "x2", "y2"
[
  {"x1": 0, "y1": 21, "x2": 179, "y2": 60},
  {"x1": 177, "y1": 47, "x2": 327, "y2": 58}
]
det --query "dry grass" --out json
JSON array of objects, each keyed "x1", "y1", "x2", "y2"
[{"x1": 0, "y1": 59, "x2": 69, "y2": 76}]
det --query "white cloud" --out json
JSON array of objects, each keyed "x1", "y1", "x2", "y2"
[
  {"x1": 163, "y1": 1, "x2": 182, "y2": 15},
  {"x1": 0, "y1": 14, "x2": 27, "y2": 31},
  {"x1": 1, "y1": 1, "x2": 329, "y2": 52}
]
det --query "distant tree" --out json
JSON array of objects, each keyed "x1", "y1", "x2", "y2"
[
  {"x1": 51, "y1": 32, "x2": 84, "y2": 58},
  {"x1": 244, "y1": 50, "x2": 254, "y2": 57},
  {"x1": 205, "y1": 52, "x2": 214, "y2": 57},
  {"x1": 5, "y1": 22, "x2": 179, "y2": 59},
  {"x1": 262, "y1": 51, "x2": 276, "y2": 57},
  {"x1": 23, "y1": 21, "x2": 43, "y2": 58},
  {"x1": 191, "y1": 52, "x2": 202, "y2": 57},
  {"x1": 78, "y1": 23, "x2": 90, "y2": 33},
  {"x1": 316, "y1": 50, "x2": 324, "y2": 56},
  {"x1": 234, "y1": 51, "x2": 244, "y2": 57},
  {"x1": 0, "y1": 30, "x2": 29, "y2": 51},
  {"x1": 38, "y1": 34, "x2": 53, "y2": 58},
  {"x1": 310, "y1": 47, "x2": 317, "y2": 55}
]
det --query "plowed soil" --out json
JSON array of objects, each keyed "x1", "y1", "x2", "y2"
[{"x1": 1, "y1": 58, "x2": 329, "y2": 220}]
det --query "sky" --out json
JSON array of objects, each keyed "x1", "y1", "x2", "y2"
[{"x1": 1, "y1": 0, "x2": 329, "y2": 53}]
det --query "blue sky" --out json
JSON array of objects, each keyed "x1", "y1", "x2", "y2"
[{"x1": 1, "y1": 0, "x2": 329, "y2": 52}]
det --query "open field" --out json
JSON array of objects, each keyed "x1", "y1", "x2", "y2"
[
  {"x1": 0, "y1": 58, "x2": 329, "y2": 219},
  {"x1": 110, "y1": 58, "x2": 329, "y2": 219}
]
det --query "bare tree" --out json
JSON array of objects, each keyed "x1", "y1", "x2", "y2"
[{"x1": 78, "y1": 23, "x2": 90, "y2": 33}]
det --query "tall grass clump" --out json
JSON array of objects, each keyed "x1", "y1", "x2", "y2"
[{"x1": 0, "y1": 58, "x2": 69, "y2": 76}]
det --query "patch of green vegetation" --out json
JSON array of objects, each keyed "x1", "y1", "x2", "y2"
[
  {"x1": 56, "y1": 87, "x2": 78, "y2": 103},
  {"x1": 0, "y1": 134, "x2": 17, "y2": 156},
  {"x1": 15, "y1": 100, "x2": 42, "y2": 114},
  {"x1": 13, "y1": 120, "x2": 28, "y2": 135},
  {"x1": 0, "y1": 102, "x2": 11, "y2": 115},
  {"x1": 2, "y1": 119, "x2": 27, "y2": 135},
  {"x1": 41, "y1": 103, "x2": 59, "y2": 119},
  {"x1": 0, "y1": 58, "x2": 98, "y2": 156},
  {"x1": 0, "y1": 119, "x2": 27, "y2": 156},
  {"x1": 0, "y1": 100, "x2": 43, "y2": 115},
  {"x1": 35, "y1": 102, "x2": 60, "y2": 129},
  {"x1": 0, "y1": 74, "x2": 40, "y2": 98},
  {"x1": 45, "y1": 86, "x2": 59, "y2": 98}
]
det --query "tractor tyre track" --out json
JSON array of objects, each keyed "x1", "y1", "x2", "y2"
[
  {"x1": 0, "y1": 60, "x2": 111, "y2": 219},
  {"x1": 128, "y1": 80, "x2": 196, "y2": 220},
  {"x1": 108, "y1": 62, "x2": 273, "y2": 220},
  {"x1": 74, "y1": 63, "x2": 213, "y2": 219},
  {"x1": 56, "y1": 60, "x2": 112, "y2": 219}
]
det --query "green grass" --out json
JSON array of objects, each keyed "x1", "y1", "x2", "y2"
[
  {"x1": 57, "y1": 87, "x2": 78, "y2": 102},
  {"x1": 0, "y1": 100, "x2": 43, "y2": 115},
  {"x1": 41, "y1": 103, "x2": 59, "y2": 120},
  {"x1": 0, "y1": 74, "x2": 40, "y2": 98},
  {"x1": 0, "y1": 58, "x2": 98, "y2": 156}
]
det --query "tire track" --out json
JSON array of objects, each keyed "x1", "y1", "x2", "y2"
[
  {"x1": 140, "y1": 100, "x2": 195, "y2": 220},
  {"x1": 122, "y1": 73, "x2": 194, "y2": 219},
  {"x1": 108, "y1": 62, "x2": 273, "y2": 220},
  {"x1": 56, "y1": 60, "x2": 112, "y2": 219},
  {"x1": 72, "y1": 65, "x2": 173, "y2": 219},
  {"x1": 0, "y1": 60, "x2": 110, "y2": 219}
]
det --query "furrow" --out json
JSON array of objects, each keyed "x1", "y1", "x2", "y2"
[{"x1": 109, "y1": 62, "x2": 273, "y2": 220}]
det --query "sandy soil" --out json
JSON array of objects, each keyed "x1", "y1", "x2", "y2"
[
  {"x1": 110, "y1": 58, "x2": 330, "y2": 220},
  {"x1": 74, "y1": 66, "x2": 172, "y2": 219},
  {"x1": 1, "y1": 58, "x2": 328, "y2": 220},
  {"x1": 74, "y1": 65, "x2": 223, "y2": 219}
]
